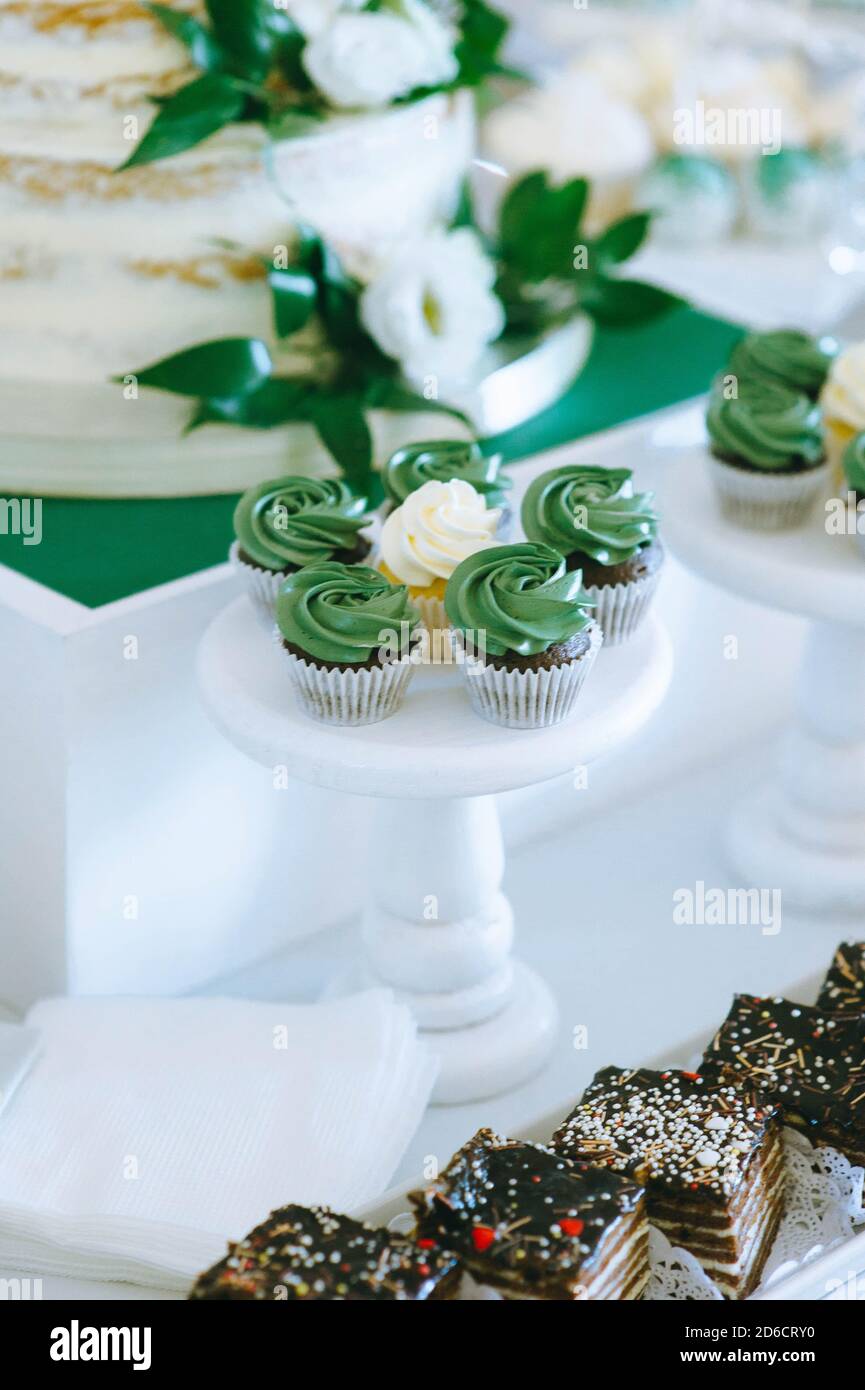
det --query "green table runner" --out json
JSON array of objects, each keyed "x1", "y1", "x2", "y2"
[{"x1": 0, "y1": 307, "x2": 742, "y2": 608}]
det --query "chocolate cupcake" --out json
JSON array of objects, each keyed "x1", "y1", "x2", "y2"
[
  {"x1": 843, "y1": 433, "x2": 865, "y2": 560},
  {"x1": 445, "y1": 542, "x2": 602, "y2": 729},
  {"x1": 728, "y1": 329, "x2": 837, "y2": 401},
  {"x1": 521, "y1": 464, "x2": 662, "y2": 645},
  {"x1": 231, "y1": 476, "x2": 371, "y2": 627},
  {"x1": 382, "y1": 439, "x2": 513, "y2": 536},
  {"x1": 705, "y1": 376, "x2": 829, "y2": 530},
  {"x1": 275, "y1": 562, "x2": 420, "y2": 725}
]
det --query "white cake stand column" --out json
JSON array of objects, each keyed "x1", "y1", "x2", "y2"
[
  {"x1": 360, "y1": 795, "x2": 557, "y2": 1105},
  {"x1": 198, "y1": 599, "x2": 672, "y2": 1102},
  {"x1": 664, "y1": 453, "x2": 865, "y2": 914},
  {"x1": 731, "y1": 621, "x2": 865, "y2": 911}
]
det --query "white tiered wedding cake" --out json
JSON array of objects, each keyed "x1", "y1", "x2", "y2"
[{"x1": 0, "y1": 1, "x2": 476, "y2": 495}]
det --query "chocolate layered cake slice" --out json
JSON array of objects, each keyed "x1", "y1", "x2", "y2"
[
  {"x1": 409, "y1": 1128, "x2": 648, "y2": 1300},
  {"x1": 817, "y1": 943, "x2": 865, "y2": 1016},
  {"x1": 551, "y1": 1068, "x2": 784, "y2": 1299},
  {"x1": 701, "y1": 995, "x2": 865, "y2": 1168},
  {"x1": 189, "y1": 1205, "x2": 460, "y2": 1301}
]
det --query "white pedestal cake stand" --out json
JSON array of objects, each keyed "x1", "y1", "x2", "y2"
[
  {"x1": 198, "y1": 598, "x2": 672, "y2": 1103},
  {"x1": 663, "y1": 454, "x2": 865, "y2": 913}
]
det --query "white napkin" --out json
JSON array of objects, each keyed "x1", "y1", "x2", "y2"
[{"x1": 0, "y1": 991, "x2": 436, "y2": 1291}]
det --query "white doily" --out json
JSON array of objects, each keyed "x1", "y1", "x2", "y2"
[
  {"x1": 389, "y1": 1129, "x2": 865, "y2": 1300},
  {"x1": 648, "y1": 1128, "x2": 865, "y2": 1300},
  {"x1": 646, "y1": 1227, "x2": 724, "y2": 1301}
]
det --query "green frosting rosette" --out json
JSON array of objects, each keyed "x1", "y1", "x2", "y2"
[
  {"x1": 382, "y1": 439, "x2": 512, "y2": 509},
  {"x1": 521, "y1": 465, "x2": 659, "y2": 566},
  {"x1": 706, "y1": 377, "x2": 825, "y2": 471},
  {"x1": 445, "y1": 543, "x2": 595, "y2": 657},
  {"x1": 234, "y1": 476, "x2": 369, "y2": 572},
  {"x1": 844, "y1": 432, "x2": 865, "y2": 495},
  {"x1": 728, "y1": 330, "x2": 837, "y2": 398},
  {"x1": 276, "y1": 562, "x2": 420, "y2": 666}
]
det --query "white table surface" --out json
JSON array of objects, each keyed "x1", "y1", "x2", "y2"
[{"x1": 16, "y1": 733, "x2": 849, "y2": 1301}]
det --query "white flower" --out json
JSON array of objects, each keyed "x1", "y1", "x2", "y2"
[
  {"x1": 360, "y1": 229, "x2": 506, "y2": 390},
  {"x1": 302, "y1": 1, "x2": 458, "y2": 110}
]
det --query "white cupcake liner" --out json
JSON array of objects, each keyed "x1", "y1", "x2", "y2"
[
  {"x1": 369, "y1": 545, "x2": 455, "y2": 665},
  {"x1": 708, "y1": 454, "x2": 831, "y2": 531},
  {"x1": 410, "y1": 593, "x2": 459, "y2": 665},
  {"x1": 584, "y1": 567, "x2": 661, "y2": 647},
  {"x1": 279, "y1": 644, "x2": 415, "y2": 725},
  {"x1": 454, "y1": 622, "x2": 603, "y2": 730},
  {"x1": 229, "y1": 541, "x2": 287, "y2": 630}
]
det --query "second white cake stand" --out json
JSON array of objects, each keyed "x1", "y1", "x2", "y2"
[
  {"x1": 663, "y1": 453, "x2": 865, "y2": 914},
  {"x1": 198, "y1": 599, "x2": 672, "y2": 1104}
]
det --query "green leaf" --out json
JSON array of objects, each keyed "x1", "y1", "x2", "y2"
[
  {"x1": 309, "y1": 394, "x2": 373, "y2": 482},
  {"x1": 582, "y1": 277, "x2": 684, "y2": 327},
  {"x1": 592, "y1": 212, "x2": 651, "y2": 266},
  {"x1": 271, "y1": 17, "x2": 313, "y2": 91},
  {"x1": 267, "y1": 266, "x2": 318, "y2": 337},
  {"x1": 498, "y1": 171, "x2": 548, "y2": 254},
  {"x1": 188, "y1": 377, "x2": 310, "y2": 430},
  {"x1": 451, "y1": 177, "x2": 477, "y2": 231},
  {"x1": 498, "y1": 173, "x2": 588, "y2": 281},
  {"x1": 455, "y1": 0, "x2": 510, "y2": 86},
  {"x1": 117, "y1": 73, "x2": 245, "y2": 169},
  {"x1": 205, "y1": 0, "x2": 295, "y2": 81},
  {"x1": 121, "y1": 337, "x2": 272, "y2": 398},
  {"x1": 143, "y1": 3, "x2": 224, "y2": 70}
]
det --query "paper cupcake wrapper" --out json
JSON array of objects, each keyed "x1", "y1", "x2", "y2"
[
  {"x1": 454, "y1": 622, "x2": 603, "y2": 729},
  {"x1": 410, "y1": 593, "x2": 458, "y2": 665},
  {"x1": 369, "y1": 546, "x2": 454, "y2": 665},
  {"x1": 584, "y1": 567, "x2": 661, "y2": 647},
  {"x1": 279, "y1": 645, "x2": 415, "y2": 725},
  {"x1": 708, "y1": 455, "x2": 830, "y2": 531},
  {"x1": 229, "y1": 541, "x2": 286, "y2": 630}
]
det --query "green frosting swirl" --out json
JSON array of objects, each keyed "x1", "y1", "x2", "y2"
[
  {"x1": 844, "y1": 432, "x2": 865, "y2": 495},
  {"x1": 521, "y1": 465, "x2": 659, "y2": 565},
  {"x1": 383, "y1": 440, "x2": 512, "y2": 508},
  {"x1": 276, "y1": 562, "x2": 420, "y2": 665},
  {"x1": 445, "y1": 542, "x2": 595, "y2": 657},
  {"x1": 706, "y1": 377, "x2": 825, "y2": 471},
  {"x1": 728, "y1": 330, "x2": 837, "y2": 397},
  {"x1": 234, "y1": 476, "x2": 369, "y2": 572}
]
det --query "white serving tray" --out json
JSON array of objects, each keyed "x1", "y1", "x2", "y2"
[{"x1": 356, "y1": 970, "x2": 865, "y2": 1302}]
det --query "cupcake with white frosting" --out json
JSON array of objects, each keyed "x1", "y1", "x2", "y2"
[
  {"x1": 821, "y1": 342, "x2": 865, "y2": 483},
  {"x1": 377, "y1": 477, "x2": 500, "y2": 652}
]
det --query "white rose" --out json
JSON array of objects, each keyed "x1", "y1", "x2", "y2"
[
  {"x1": 302, "y1": 1, "x2": 458, "y2": 109},
  {"x1": 360, "y1": 229, "x2": 506, "y2": 391}
]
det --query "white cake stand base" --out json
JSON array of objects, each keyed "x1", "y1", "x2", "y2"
[
  {"x1": 664, "y1": 454, "x2": 865, "y2": 914},
  {"x1": 198, "y1": 598, "x2": 672, "y2": 1102}
]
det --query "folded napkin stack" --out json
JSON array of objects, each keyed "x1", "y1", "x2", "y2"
[{"x1": 0, "y1": 991, "x2": 436, "y2": 1290}]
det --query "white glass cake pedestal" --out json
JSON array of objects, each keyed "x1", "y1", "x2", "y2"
[
  {"x1": 663, "y1": 454, "x2": 865, "y2": 913},
  {"x1": 197, "y1": 598, "x2": 672, "y2": 1103}
]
